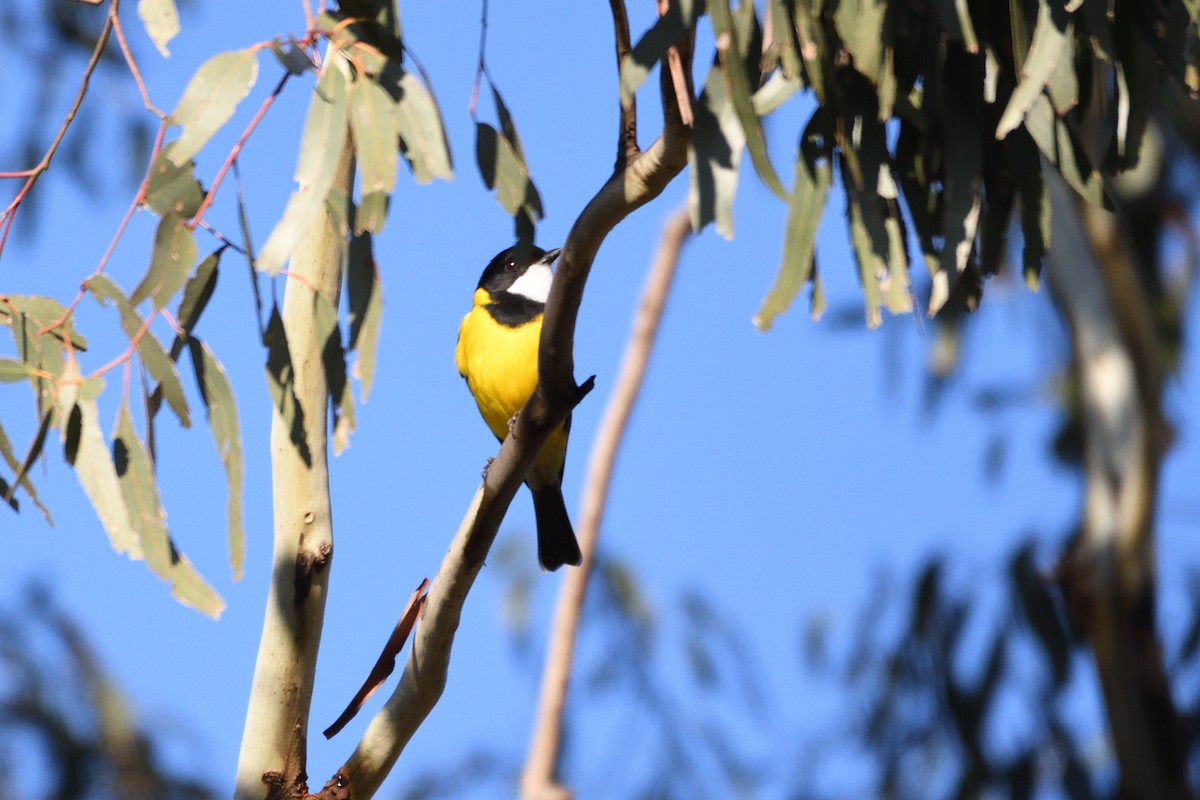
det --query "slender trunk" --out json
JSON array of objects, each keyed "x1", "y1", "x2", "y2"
[
  {"x1": 234, "y1": 136, "x2": 354, "y2": 800},
  {"x1": 1045, "y1": 172, "x2": 1190, "y2": 800}
]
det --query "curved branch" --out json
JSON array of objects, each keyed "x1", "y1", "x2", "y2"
[
  {"x1": 327, "y1": 23, "x2": 694, "y2": 800},
  {"x1": 520, "y1": 205, "x2": 691, "y2": 800}
]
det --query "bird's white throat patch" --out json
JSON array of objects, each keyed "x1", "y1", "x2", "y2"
[{"x1": 508, "y1": 261, "x2": 554, "y2": 304}]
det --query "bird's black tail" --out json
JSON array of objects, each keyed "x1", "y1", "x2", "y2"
[{"x1": 531, "y1": 484, "x2": 582, "y2": 571}]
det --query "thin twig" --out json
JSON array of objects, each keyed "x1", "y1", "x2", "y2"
[
  {"x1": 659, "y1": 0, "x2": 694, "y2": 129},
  {"x1": 86, "y1": 308, "x2": 160, "y2": 380},
  {"x1": 609, "y1": 0, "x2": 638, "y2": 168},
  {"x1": 36, "y1": 118, "x2": 167, "y2": 338},
  {"x1": 665, "y1": 49, "x2": 694, "y2": 128},
  {"x1": 111, "y1": 8, "x2": 165, "y2": 117},
  {"x1": 190, "y1": 72, "x2": 291, "y2": 230},
  {"x1": 195, "y1": 219, "x2": 247, "y2": 255},
  {"x1": 0, "y1": 0, "x2": 118, "y2": 254},
  {"x1": 468, "y1": 0, "x2": 490, "y2": 117},
  {"x1": 520, "y1": 206, "x2": 691, "y2": 800}
]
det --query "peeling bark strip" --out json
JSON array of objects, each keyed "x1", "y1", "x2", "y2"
[
  {"x1": 1044, "y1": 171, "x2": 1190, "y2": 800},
  {"x1": 323, "y1": 579, "x2": 430, "y2": 739}
]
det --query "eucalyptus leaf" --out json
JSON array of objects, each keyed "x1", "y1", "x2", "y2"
[
  {"x1": 131, "y1": 213, "x2": 198, "y2": 311},
  {"x1": 144, "y1": 151, "x2": 204, "y2": 218},
  {"x1": 188, "y1": 338, "x2": 245, "y2": 581},
  {"x1": 56, "y1": 359, "x2": 139, "y2": 558},
  {"x1": 688, "y1": 63, "x2": 744, "y2": 239},
  {"x1": 620, "y1": 0, "x2": 705, "y2": 104},
  {"x1": 1, "y1": 295, "x2": 87, "y2": 350},
  {"x1": 137, "y1": 0, "x2": 180, "y2": 58},
  {"x1": 394, "y1": 69, "x2": 453, "y2": 184},
  {"x1": 114, "y1": 401, "x2": 224, "y2": 617},
  {"x1": 475, "y1": 122, "x2": 543, "y2": 221},
  {"x1": 258, "y1": 64, "x2": 350, "y2": 275},
  {"x1": 349, "y1": 75, "x2": 399, "y2": 197},
  {"x1": 168, "y1": 48, "x2": 259, "y2": 166},
  {"x1": 84, "y1": 275, "x2": 191, "y2": 429},
  {"x1": 996, "y1": 0, "x2": 1073, "y2": 140},
  {"x1": 755, "y1": 115, "x2": 832, "y2": 331},
  {"x1": 346, "y1": 233, "x2": 383, "y2": 402},
  {"x1": 1, "y1": 409, "x2": 53, "y2": 523},
  {"x1": 0, "y1": 358, "x2": 36, "y2": 383},
  {"x1": 709, "y1": 0, "x2": 787, "y2": 200}
]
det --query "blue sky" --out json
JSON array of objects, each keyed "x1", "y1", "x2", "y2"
[{"x1": 3, "y1": 1, "x2": 1199, "y2": 796}]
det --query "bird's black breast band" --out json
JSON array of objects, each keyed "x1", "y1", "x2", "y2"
[{"x1": 486, "y1": 291, "x2": 544, "y2": 327}]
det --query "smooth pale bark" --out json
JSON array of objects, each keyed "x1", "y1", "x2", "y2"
[{"x1": 234, "y1": 133, "x2": 354, "y2": 799}]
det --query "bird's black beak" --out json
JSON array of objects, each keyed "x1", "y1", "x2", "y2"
[{"x1": 540, "y1": 248, "x2": 563, "y2": 265}]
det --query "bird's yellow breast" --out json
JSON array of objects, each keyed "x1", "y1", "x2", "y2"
[
  {"x1": 456, "y1": 288, "x2": 567, "y2": 479},
  {"x1": 457, "y1": 290, "x2": 542, "y2": 440}
]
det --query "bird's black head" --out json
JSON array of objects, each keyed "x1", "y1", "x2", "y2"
[{"x1": 477, "y1": 245, "x2": 562, "y2": 302}]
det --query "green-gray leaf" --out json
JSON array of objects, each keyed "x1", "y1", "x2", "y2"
[
  {"x1": 349, "y1": 75, "x2": 399, "y2": 197},
  {"x1": 620, "y1": 0, "x2": 705, "y2": 104},
  {"x1": 755, "y1": 119, "x2": 832, "y2": 331},
  {"x1": 0, "y1": 358, "x2": 36, "y2": 383},
  {"x1": 57, "y1": 359, "x2": 139, "y2": 558},
  {"x1": 688, "y1": 63, "x2": 744, "y2": 239},
  {"x1": 272, "y1": 39, "x2": 315, "y2": 76},
  {"x1": 114, "y1": 401, "x2": 224, "y2": 617},
  {"x1": 346, "y1": 232, "x2": 383, "y2": 402},
  {"x1": 833, "y1": 0, "x2": 886, "y2": 84},
  {"x1": 258, "y1": 64, "x2": 349, "y2": 275},
  {"x1": 1, "y1": 295, "x2": 88, "y2": 351},
  {"x1": 708, "y1": 0, "x2": 787, "y2": 200},
  {"x1": 137, "y1": 0, "x2": 180, "y2": 58},
  {"x1": 85, "y1": 275, "x2": 191, "y2": 429},
  {"x1": 4, "y1": 408, "x2": 54, "y2": 520},
  {"x1": 176, "y1": 249, "x2": 222, "y2": 338},
  {"x1": 131, "y1": 213, "x2": 198, "y2": 311},
  {"x1": 996, "y1": 0, "x2": 1073, "y2": 140},
  {"x1": 144, "y1": 151, "x2": 204, "y2": 218},
  {"x1": 394, "y1": 70, "x2": 453, "y2": 184},
  {"x1": 1023, "y1": 94, "x2": 1103, "y2": 205},
  {"x1": 475, "y1": 122, "x2": 543, "y2": 220},
  {"x1": 188, "y1": 338, "x2": 245, "y2": 581},
  {"x1": 168, "y1": 48, "x2": 260, "y2": 166}
]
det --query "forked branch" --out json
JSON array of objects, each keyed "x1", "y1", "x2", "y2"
[{"x1": 325, "y1": 4, "x2": 694, "y2": 797}]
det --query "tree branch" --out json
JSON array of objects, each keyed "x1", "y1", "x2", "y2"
[
  {"x1": 609, "y1": 0, "x2": 638, "y2": 168},
  {"x1": 0, "y1": 0, "x2": 116, "y2": 257},
  {"x1": 325, "y1": 20, "x2": 694, "y2": 800},
  {"x1": 1044, "y1": 170, "x2": 1188, "y2": 800},
  {"x1": 233, "y1": 80, "x2": 356, "y2": 800},
  {"x1": 519, "y1": 205, "x2": 691, "y2": 800}
]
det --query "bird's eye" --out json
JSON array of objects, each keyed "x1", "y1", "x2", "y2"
[{"x1": 504, "y1": 259, "x2": 517, "y2": 273}]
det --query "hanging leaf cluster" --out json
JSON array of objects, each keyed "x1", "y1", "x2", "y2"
[
  {"x1": 0, "y1": 0, "x2": 453, "y2": 615},
  {"x1": 627, "y1": 0, "x2": 1199, "y2": 329}
]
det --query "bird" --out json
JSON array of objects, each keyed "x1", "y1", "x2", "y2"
[{"x1": 456, "y1": 244, "x2": 583, "y2": 571}]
